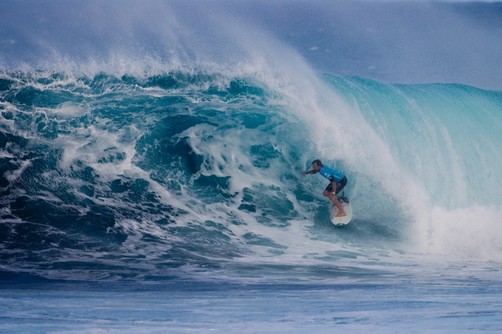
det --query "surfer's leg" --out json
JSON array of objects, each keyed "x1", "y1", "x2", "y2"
[
  {"x1": 323, "y1": 189, "x2": 346, "y2": 217},
  {"x1": 326, "y1": 180, "x2": 347, "y2": 216},
  {"x1": 332, "y1": 194, "x2": 347, "y2": 217}
]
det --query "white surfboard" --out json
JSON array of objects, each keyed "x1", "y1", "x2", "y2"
[{"x1": 330, "y1": 197, "x2": 353, "y2": 226}]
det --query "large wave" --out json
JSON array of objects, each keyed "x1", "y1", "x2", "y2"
[
  {"x1": 1, "y1": 66, "x2": 501, "y2": 281},
  {"x1": 1, "y1": 1, "x2": 502, "y2": 282}
]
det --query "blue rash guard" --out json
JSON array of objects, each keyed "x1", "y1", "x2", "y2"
[{"x1": 318, "y1": 166, "x2": 345, "y2": 183}]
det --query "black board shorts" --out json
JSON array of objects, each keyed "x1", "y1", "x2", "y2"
[{"x1": 325, "y1": 176, "x2": 347, "y2": 195}]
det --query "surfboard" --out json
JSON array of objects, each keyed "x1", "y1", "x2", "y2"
[{"x1": 330, "y1": 196, "x2": 353, "y2": 226}]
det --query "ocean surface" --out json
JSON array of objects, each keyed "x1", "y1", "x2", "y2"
[{"x1": 1, "y1": 1, "x2": 502, "y2": 333}]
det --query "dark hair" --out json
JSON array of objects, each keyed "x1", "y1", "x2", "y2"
[{"x1": 312, "y1": 159, "x2": 322, "y2": 166}]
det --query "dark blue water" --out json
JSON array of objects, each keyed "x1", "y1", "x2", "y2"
[
  {"x1": 1, "y1": 1, "x2": 502, "y2": 332},
  {"x1": 2, "y1": 276, "x2": 502, "y2": 333}
]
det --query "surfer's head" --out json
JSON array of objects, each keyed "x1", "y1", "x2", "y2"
[{"x1": 312, "y1": 159, "x2": 322, "y2": 171}]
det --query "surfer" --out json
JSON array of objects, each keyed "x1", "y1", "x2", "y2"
[{"x1": 303, "y1": 159, "x2": 347, "y2": 217}]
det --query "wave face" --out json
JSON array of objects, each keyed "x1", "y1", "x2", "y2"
[
  {"x1": 1, "y1": 69, "x2": 501, "y2": 281},
  {"x1": 1, "y1": 1, "x2": 502, "y2": 283}
]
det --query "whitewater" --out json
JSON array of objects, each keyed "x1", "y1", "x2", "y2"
[{"x1": 1, "y1": 1, "x2": 502, "y2": 333}]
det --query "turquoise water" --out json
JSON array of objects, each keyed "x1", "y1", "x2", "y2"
[{"x1": 1, "y1": 1, "x2": 502, "y2": 332}]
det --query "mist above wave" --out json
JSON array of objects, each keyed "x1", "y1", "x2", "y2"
[{"x1": 1, "y1": 1, "x2": 502, "y2": 89}]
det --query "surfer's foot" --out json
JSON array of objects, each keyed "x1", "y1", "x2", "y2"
[{"x1": 335, "y1": 210, "x2": 347, "y2": 217}]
